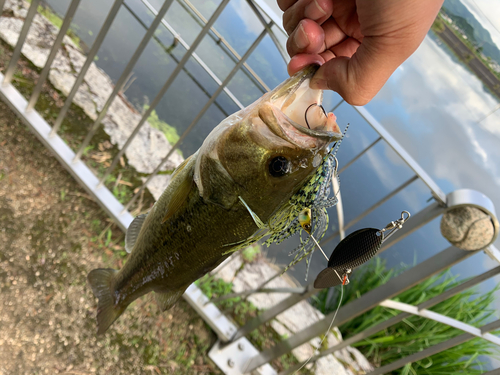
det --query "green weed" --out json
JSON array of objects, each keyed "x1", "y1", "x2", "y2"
[{"x1": 312, "y1": 258, "x2": 500, "y2": 374}]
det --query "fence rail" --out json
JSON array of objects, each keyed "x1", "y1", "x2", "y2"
[{"x1": 1, "y1": 0, "x2": 499, "y2": 374}]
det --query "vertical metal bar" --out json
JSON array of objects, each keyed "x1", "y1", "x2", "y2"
[
  {"x1": 121, "y1": 25, "x2": 267, "y2": 210},
  {"x1": 330, "y1": 98, "x2": 344, "y2": 112},
  {"x1": 140, "y1": 0, "x2": 245, "y2": 111},
  {"x1": 279, "y1": 314, "x2": 410, "y2": 375},
  {"x1": 176, "y1": 0, "x2": 270, "y2": 93},
  {"x1": 51, "y1": 0, "x2": 124, "y2": 136},
  {"x1": 73, "y1": 0, "x2": 174, "y2": 162},
  {"x1": 484, "y1": 244, "x2": 500, "y2": 264},
  {"x1": 337, "y1": 137, "x2": 382, "y2": 175},
  {"x1": 379, "y1": 200, "x2": 445, "y2": 253},
  {"x1": 245, "y1": 0, "x2": 289, "y2": 64},
  {"x1": 257, "y1": 267, "x2": 500, "y2": 374},
  {"x1": 244, "y1": 246, "x2": 476, "y2": 371},
  {"x1": 97, "y1": 0, "x2": 231, "y2": 188},
  {"x1": 233, "y1": 198, "x2": 444, "y2": 344},
  {"x1": 354, "y1": 106, "x2": 447, "y2": 204},
  {"x1": 0, "y1": 71, "x2": 133, "y2": 232},
  {"x1": 366, "y1": 319, "x2": 500, "y2": 375},
  {"x1": 321, "y1": 175, "x2": 418, "y2": 246},
  {"x1": 2, "y1": 0, "x2": 41, "y2": 86},
  {"x1": 158, "y1": 27, "x2": 269, "y2": 163},
  {"x1": 26, "y1": 0, "x2": 81, "y2": 112},
  {"x1": 230, "y1": 283, "x2": 318, "y2": 342},
  {"x1": 121, "y1": 1, "x2": 235, "y2": 117}
]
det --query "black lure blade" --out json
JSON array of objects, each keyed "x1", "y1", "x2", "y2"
[
  {"x1": 314, "y1": 228, "x2": 382, "y2": 289},
  {"x1": 314, "y1": 268, "x2": 343, "y2": 289},
  {"x1": 327, "y1": 228, "x2": 382, "y2": 270}
]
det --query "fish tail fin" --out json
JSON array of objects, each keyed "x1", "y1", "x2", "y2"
[{"x1": 87, "y1": 268, "x2": 122, "y2": 335}]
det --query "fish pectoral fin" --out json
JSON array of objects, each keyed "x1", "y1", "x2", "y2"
[
  {"x1": 238, "y1": 196, "x2": 266, "y2": 229},
  {"x1": 196, "y1": 154, "x2": 239, "y2": 209},
  {"x1": 87, "y1": 268, "x2": 123, "y2": 335},
  {"x1": 125, "y1": 213, "x2": 148, "y2": 253},
  {"x1": 155, "y1": 288, "x2": 187, "y2": 312}
]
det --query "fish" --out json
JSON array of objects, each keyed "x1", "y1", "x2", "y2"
[{"x1": 87, "y1": 65, "x2": 343, "y2": 334}]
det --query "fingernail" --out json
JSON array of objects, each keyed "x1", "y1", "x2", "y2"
[
  {"x1": 294, "y1": 23, "x2": 309, "y2": 50},
  {"x1": 304, "y1": 0, "x2": 327, "y2": 20},
  {"x1": 310, "y1": 77, "x2": 327, "y2": 90}
]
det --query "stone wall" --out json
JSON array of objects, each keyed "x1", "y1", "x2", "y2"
[{"x1": 0, "y1": 0, "x2": 183, "y2": 200}]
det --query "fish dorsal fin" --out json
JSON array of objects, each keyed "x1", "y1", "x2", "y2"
[
  {"x1": 155, "y1": 288, "x2": 187, "y2": 311},
  {"x1": 125, "y1": 213, "x2": 148, "y2": 253},
  {"x1": 161, "y1": 156, "x2": 196, "y2": 224},
  {"x1": 195, "y1": 153, "x2": 238, "y2": 209}
]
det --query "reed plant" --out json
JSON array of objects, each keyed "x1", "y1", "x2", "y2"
[{"x1": 311, "y1": 258, "x2": 500, "y2": 374}]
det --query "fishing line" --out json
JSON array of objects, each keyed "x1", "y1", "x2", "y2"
[{"x1": 293, "y1": 283, "x2": 344, "y2": 375}]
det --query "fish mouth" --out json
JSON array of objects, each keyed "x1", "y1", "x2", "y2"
[{"x1": 261, "y1": 65, "x2": 342, "y2": 148}]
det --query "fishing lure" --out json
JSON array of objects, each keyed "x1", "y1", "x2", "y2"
[
  {"x1": 236, "y1": 112, "x2": 347, "y2": 279},
  {"x1": 314, "y1": 211, "x2": 410, "y2": 289}
]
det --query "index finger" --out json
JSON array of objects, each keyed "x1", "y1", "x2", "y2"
[{"x1": 277, "y1": 0, "x2": 298, "y2": 11}]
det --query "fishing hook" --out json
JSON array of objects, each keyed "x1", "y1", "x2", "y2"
[{"x1": 304, "y1": 103, "x2": 327, "y2": 129}]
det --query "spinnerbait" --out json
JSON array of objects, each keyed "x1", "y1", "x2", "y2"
[
  {"x1": 314, "y1": 211, "x2": 411, "y2": 289},
  {"x1": 266, "y1": 126, "x2": 348, "y2": 280}
]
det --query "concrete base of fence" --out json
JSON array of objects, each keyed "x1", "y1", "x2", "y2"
[{"x1": 213, "y1": 253, "x2": 374, "y2": 375}]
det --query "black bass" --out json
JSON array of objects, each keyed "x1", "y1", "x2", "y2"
[{"x1": 87, "y1": 65, "x2": 342, "y2": 334}]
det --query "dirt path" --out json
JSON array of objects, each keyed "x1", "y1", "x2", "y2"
[{"x1": 0, "y1": 100, "x2": 221, "y2": 375}]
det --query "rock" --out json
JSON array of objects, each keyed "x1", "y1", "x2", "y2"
[
  {"x1": 440, "y1": 205, "x2": 495, "y2": 250},
  {"x1": 141, "y1": 174, "x2": 172, "y2": 201}
]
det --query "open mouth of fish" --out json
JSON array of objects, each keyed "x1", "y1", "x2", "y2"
[{"x1": 261, "y1": 65, "x2": 343, "y2": 148}]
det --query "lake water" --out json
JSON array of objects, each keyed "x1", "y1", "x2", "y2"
[{"x1": 45, "y1": 0, "x2": 500, "y2": 318}]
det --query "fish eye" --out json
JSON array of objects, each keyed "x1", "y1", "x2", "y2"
[{"x1": 269, "y1": 156, "x2": 290, "y2": 177}]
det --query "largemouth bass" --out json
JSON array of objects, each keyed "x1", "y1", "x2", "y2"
[{"x1": 87, "y1": 65, "x2": 342, "y2": 334}]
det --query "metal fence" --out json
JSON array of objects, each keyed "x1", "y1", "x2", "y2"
[{"x1": 1, "y1": 0, "x2": 499, "y2": 374}]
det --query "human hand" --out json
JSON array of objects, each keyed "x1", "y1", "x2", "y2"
[{"x1": 279, "y1": 0, "x2": 444, "y2": 105}]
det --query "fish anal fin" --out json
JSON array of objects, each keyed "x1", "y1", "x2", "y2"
[
  {"x1": 154, "y1": 288, "x2": 186, "y2": 312},
  {"x1": 125, "y1": 213, "x2": 148, "y2": 253},
  {"x1": 87, "y1": 268, "x2": 123, "y2": 335}
]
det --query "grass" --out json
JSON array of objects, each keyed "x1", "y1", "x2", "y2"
[
  {"x1": 311, "y1": 258, "x2": 500, "y2": 374},
  {"x1": 145, "y1": 105, "x2": 182, "y2": 155}
]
